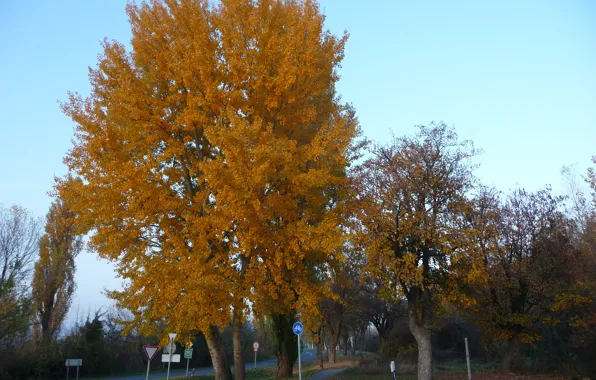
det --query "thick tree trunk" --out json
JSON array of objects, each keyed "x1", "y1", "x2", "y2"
[
  {"x1": 232, "y1": 312, "x2": 245, "y2": 380},
  {"x1": 328, "y1": 343, "x2": 336, "y2": 364},
  {"x1": 328, "y1": 335, "x2": 338, "y2": 364},
  {"x1": 272, "y1": 313, "x2": 296, "y2": 378},
  {"x1": 379, "y1": 336, "x2": 388, "y2": 357},
  {"x1": 408, "y1": 307, "x2": 433, "y2": 380},
  {"x1": 276, "y1": 352, "x2": 292, "y2": 379},
  {"x1": 504, "y1": 334, "x2": 523, "y2": 371},
  {"x1": 206, "y1": 326, "x2": 233, "y2": 380},
  {"x1": 327, "y1": 321, "x2": 340, "y2": 364}
]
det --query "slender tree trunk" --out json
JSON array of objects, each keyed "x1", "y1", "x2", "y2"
[
  {"x1": 408, "y1": 306, "x2": 433, "y2": 380},
  {"x1": 36, "y1": 350, "x2": 44, "y2": 380},
  {"x1": 233, "y1": 255, "x2": 247, "y2": 380},
  {"x1": 360, "y1": 329, "x2": 365, "y2": 359},
  {"x1": 343, "y1": 333, "x2": 349, "y2": 356},
  {"x1": 206, "y1": 326, "x2": 233, "y2": 380},
  {"x1": 232, "y1": 312, "x2": 245, "y2": 380},
  {"x1": 36, "y1": 329, "x2": 53, "y2": 380},
  {"x1": 316, "y1": 327, "x2": 323, "y2": 369},
  {"x1": 272, "y1": 313, "x2": 296, "y2": 378},
  {"x1": 504, "y1": 334, "x2": 523, "y2": 371}
]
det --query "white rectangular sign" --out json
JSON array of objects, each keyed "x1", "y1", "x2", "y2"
[
  {"x1": 162, "y1": 354, "x2": 181, "y2": 363},
  {"x1": 65, "y1": 359, "x2": 83, "y2": 367}
]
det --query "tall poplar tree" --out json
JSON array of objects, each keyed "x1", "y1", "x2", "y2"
[{"x1": 33, "y1": 199, "x2": 83, "y2": 348}]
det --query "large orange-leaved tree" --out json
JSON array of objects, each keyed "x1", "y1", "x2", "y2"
[{"x1": 57, "y1": 0, "x2": 356, "y2": 379}]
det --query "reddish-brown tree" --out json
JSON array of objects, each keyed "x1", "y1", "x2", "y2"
[{"x1": 354, "y1": 122, "x2": 484, "y2": 380}]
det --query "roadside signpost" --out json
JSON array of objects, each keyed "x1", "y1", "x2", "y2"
[
  {"x1": 292, "y1": 322, "x2": 303, "y2": 380},
  {"x1": 253, "y1": 341, "x2": 260, "y2": 368},
  {"x1": 184, "y1": 344, "x2": 193, "y2": 377},
  {"x1": 164, "y1": 341, "x2": 176, "y2": 354},
  {"x1": 161, "y1": 354, "x2": 181, "y2": 362},
  {"x1": 143, "y1": 345, "x2": 159, "y2": 380},
  {"x1": 65, "y1": 359, "x2": 82, "y2": 380},
  {"x1": 465, "y1": 337, "x2": 472, "y2": 380},
  {"x1": 165, "y1": 333, "x2": 177, "y2": 380}
]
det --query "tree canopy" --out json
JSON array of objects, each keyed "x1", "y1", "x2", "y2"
[{"x1": 57, "y1": 2, "x2": 357, "y2": 377}]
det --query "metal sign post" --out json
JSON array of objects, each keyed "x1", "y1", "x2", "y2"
[
  {"x1": 465, "y1": 337, "x2": 472, "y2": 380},
  {"x1": 145, "y1": 354, "x2": 151, "y2": 380},
  {"x1": 292, "y1": 322, "x2": 303, "y2": 380},
  {"x1": 184, "y1": 344, "x2": 193, "y2": 377},
  {"x1": 166, "y1": 333, "x2": 177, "y2": 380},
  {"x1": 143, "y1": 346, "x2": 159, "y2": 380},
  {"x1": 253, "y1": 342, "x2": 260, "y2": 368},
  {"x1": 65, "y1": 359, "x2": 82, "y2": 380}
]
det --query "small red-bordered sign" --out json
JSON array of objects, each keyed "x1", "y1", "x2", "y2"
[{"x1": 143, "y1": 345, "x2": 159, "y2": 361}]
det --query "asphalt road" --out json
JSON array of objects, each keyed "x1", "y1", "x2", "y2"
[
  {"x1": 101, "y1": 350, "x2": 318, "y2": 380},
  {"x1": 309, "y1": 368, "x2": 346, "y2": 380}
]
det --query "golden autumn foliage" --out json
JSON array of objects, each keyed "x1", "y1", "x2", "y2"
[{"x1": 57, "y1": 0, "x2": 357, "y2": 352}]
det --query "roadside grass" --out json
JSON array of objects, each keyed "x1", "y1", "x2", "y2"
[
  {"x1": 435, "y1": 360, "x2": 501, "y2": 373},
  {"x1": 328, "y1": 366, "x2": 567, "y2": 380},
  {"x1": 324, "y1": 354, "x2": 567, "y2": 380}
]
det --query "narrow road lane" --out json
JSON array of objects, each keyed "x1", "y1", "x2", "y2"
[{"x1": 99, "y1": 350, "x2": 317, "y2": 380}]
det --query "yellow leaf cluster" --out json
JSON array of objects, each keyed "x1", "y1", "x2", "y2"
[{"x1": 57, "y1": 0, "x2": 356, "y2": 343}]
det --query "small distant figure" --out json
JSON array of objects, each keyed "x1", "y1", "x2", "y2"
[{"x1": 192, "y1": 368, "x2": 195, "y2": 376}]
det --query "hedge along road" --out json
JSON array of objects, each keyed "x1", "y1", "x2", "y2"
[{"x1": 97, "y1": 350, "x2": 318, "y2": 380}]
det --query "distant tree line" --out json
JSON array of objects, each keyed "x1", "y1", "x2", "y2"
[{"x1": 1, "y1": 150, "x2": 595, "y2": 379}]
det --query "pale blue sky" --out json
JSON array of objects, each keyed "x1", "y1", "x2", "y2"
[{"x1": 1, "y1": 0, "x2": 594, "y2": 325}]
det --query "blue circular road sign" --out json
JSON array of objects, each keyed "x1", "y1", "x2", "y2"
[{"x1": 292, "y1": 322, "x2": 303, "y2": 335}]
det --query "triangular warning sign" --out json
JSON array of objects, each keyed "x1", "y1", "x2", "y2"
[{"x1": 143, "y1": 345, "x2": 159, "y2": 361}]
